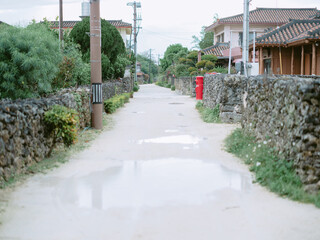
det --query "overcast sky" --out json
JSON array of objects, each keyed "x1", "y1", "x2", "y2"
[{"x1": 1, "y1": 0, "x2": 319, "y2": 60}]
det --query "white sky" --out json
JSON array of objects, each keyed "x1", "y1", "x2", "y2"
[{"x1": 1, "y1": 0, "x2": 319, "y2": 60}]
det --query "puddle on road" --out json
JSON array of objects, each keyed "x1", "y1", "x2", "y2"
[
  {"x1": 164, "y1": 129, "x2": 179, "y2": 133},
  {"x1": 137, "y1": 135, "x2": 201, "y2": 145},
  {"x1": 59, "y1": 159, "x2": 251, "y2": 210},
  {"x1": 169, "y1": 102, "x2": 185, "y2": 105}
]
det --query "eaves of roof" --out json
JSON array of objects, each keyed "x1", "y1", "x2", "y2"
[{"x1": 205, "y1": 8, "x2": 319, "y2": 32}]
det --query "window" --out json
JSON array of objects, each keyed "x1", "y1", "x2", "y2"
[
  {"x1": 216, "y1": 33, "x2": 224, "y2": 43},
  {"x1": 238, "y1": 32, "x2": 255, "y2": 47}
]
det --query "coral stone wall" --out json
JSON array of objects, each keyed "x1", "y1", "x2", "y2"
[
  {"x1": 174, "y1": 77, "x2": 196, "y2": 97},
  {"x1": 242, "y1": 76, "x2": 320, "y2": 191},
  {"x1": 0, "y1": 88, "x2": 90, "y2": 181},
  {"x1": 203, "y1": 74, "x2": 246, "y2": 123},
  {"x1": 0, "y1": 79, "x2": 132, "y2": 182},
  {"x1": 102, "y1": 78, "x2": 132, "y2": 100}
]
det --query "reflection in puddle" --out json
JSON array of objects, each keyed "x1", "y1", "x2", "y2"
[
  {"x1": 137, "y1": 135, "x2": 201, "y2": 145},
  {"x1": 165, "y1": 129, "x2": 179, "y2": 133},
  {"x1": 59, "y1": 159, "x2": 251, "y2": 210}
]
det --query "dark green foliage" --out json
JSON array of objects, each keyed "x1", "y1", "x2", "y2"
[
  {"x1": 44, "y1": 105, "x2": 79, "y2": 156},
  {"x1": 196, "y1": 101, "x2": 220, "y2": 123},
  {"x1": 0, "y1": 24, "x2": 62, "y2": 99},
  {"x1": 52, "y1": 43, "x2": 90, "y2": 89},
  {"x1": 160, "y1": 44, "x2": 188, "y2": 72},
  {"x1": 171, "y1": 85, "x2": 175, "y2": 91},
  {"x1": 202, "y1": 54, "x2": 218, "y2": 62},
  {"x1": 133, "y1": 82, "x2": 140, "y2": 92},
  {"x1": 70, "y1": 18, "x2": 128, "y2": 80},
  {"x1": 225, "y1": 128, "x2": 320, "y2": 207},
  {"x1": 104, "y1": 93, "x2": 131, "y2": 114}
]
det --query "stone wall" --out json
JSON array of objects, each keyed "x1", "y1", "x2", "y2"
[
  {"x1": 174, "y1": 77, "x2": 196, "y2": 97},
  {"x1": 202, "y1": 74, "x2": 320, "y2": 191},
  {"x1": 0, "y1": 88, "x2": 90, "y2": 181},
  {"x1": 203, "y1": 74, "x2": 246, "y2": 123},
  {"x1": 102, "y1": 77, "x2": 132, "y2": 99},
  {"x1": 0, "y1": 78, "x2": 132, "y2": 182},
  {"x1": 242, "y1": 76, "x2": 320, "y2": 191}
]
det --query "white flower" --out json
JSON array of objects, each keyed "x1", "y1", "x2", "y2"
[
  {"x1": 275, "y1": 131, "x2": 279, "y2": 135},
  {"x1": 258, "y1": 144, "x2": 261, "y2": 148},
  {"x1": 292, "y1": 142, "x2": 296, "y2": 146},
  {"x1": 250, "y1": 123, "x2": 252, "y2": 127},
  {"x1": 263, "y1": 141, "x2": 267, "y2": 145},
  {"x1": 256, "y1": 162, "x2": 261, "y2": 166},
  {"x1": 246, "y1": 154, "x2": 249, "y2": 158}
]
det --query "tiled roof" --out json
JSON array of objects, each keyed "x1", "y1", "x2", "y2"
[
  {"x1": 107, "y1": 20, "x2": 132, "y2": 28},
  {"x1": 254, "y1": 19, "x2": 320, "y2": 46},
  {"x1": 202, "y1": 43, "x2": 230, "y2": 57},
  {"x1": 206, "y1": 8, "x2": 319, "y2": 31},
  {"x1": 47, "y1": 20, "x2": 132, "y2": 29}
]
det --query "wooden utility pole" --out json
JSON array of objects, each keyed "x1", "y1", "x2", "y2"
[
  {"x1": 59, "y1": 0, "x2": 64, "y2": 48},
  {"x1": 90, "y1": 0, "x2": 103, "y2": 129}
]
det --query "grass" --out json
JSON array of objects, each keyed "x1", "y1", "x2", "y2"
[
  {"x1": 195, "y1": 101, "x2": 221, "y2": 123},
  {"x1": 155, "y1": 81, "x2": 171, "y2": 88},
  {"x1": 0, "y1": 114, "x2": 114, "y2": 190},
  {"x1": 225, "y1": 128, "x2": 320, "y2": 208}
]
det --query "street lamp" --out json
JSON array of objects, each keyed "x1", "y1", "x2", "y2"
[{"x1": 127, "y1": 2, "x2": 141, "y2": 85}]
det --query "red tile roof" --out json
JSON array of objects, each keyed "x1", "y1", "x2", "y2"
[
  {"x1": 47, "y1": 20, "x2": 132, "y2": 29},
  {"x1": 206, "y1": 8, "x2": 319, "y2": 32},
  {"x1": 254, "y1": 19, "x2": 320, "y2": 46},
  {"x1": 202, "y1": 43, "x2": 230, "y2": 57}
]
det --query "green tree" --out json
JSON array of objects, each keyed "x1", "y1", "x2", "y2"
[
  {"x1": 160, "y1": 44, "x2": 188, "y2": 72},
  {"x1": 0, "y1": 24, "x2": 62, "y2": 99},
  {"x1": 69, "y1": 17, "x2": 128, "y2": 80}
]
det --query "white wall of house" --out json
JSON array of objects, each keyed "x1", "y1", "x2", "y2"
[{"x1": 212, "y1": 24, "x2": 274, "y2": 47}]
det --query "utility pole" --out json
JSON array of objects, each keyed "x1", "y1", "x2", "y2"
[
  {"x1": 133, "y1": 2, "x2": 137, "y2": 83},
  {"x1": 149, "y1": 49, "x2": 152, "y2": 83},
  {"x1": 243, "y1": 0, "x2": 250, "y2": 77},
  {"x1": 90, "y1": 0, "x2": 102, "y2": 129},
  {"x1": 127, "y1": 2, "x2": 141, "y2": 84},
  {"x1": 59, "y1": 0, "x2": 64, "y2": 48}
]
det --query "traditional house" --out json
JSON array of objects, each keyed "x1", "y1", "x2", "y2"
[
  {"x1": 250, "y1": 19, "x2": 320, "y2": 75},
  {"x1": 47, "y1": 20, "x2": 132, "y2": 48},
  {"x1": 204, "y1": 8, "x2": 320, "y2": 63}
]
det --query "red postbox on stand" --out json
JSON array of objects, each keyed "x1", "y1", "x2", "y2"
[{"x1": 195, "y1": 76, "x2": 204, "y2": 100}]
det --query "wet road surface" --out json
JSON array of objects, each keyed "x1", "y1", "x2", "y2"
[{"x1": 0, "y1": 85, "x2": 320, "y2": 240}]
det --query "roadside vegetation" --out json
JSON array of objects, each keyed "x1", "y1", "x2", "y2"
[
  {"x1": 195, "y1": 101, "x2": 221, "y2": 123},
  {"x1": 155, "y1": 81, "x2": 172, "y2": 89},
  {"x1": 225, "y1": 128, "x2": 320, "y2": 208}
]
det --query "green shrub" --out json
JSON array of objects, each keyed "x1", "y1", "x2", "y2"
[
  {"x1": 0, "y1": 24, "x2": 62, "y2": 99},
  {"x1": 155, "y1": 81, "x2": 166, "y2": 87},
  {"x1": 104, "y1": 93, "x2": 131, "y2": 114},
  {"x1": 225, "y1": 129, "x2": 320, "y2": 207},
  {"x1": 133, "y1": 83, "x2": 140, "y2": 92},
  {"x1": 171, "y1": 85, "x2": 175, "y2": 91},
  {"x1": 44, "y1": 105, "x2": 79, "y2": 156},
  {"x1": 196, "y1": 101, "x2": 220, "y2": 123}
]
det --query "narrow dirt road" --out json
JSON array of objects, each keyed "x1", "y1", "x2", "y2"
[{"x1": 0, "y1": 85, "x2": 320, "y2": 240}]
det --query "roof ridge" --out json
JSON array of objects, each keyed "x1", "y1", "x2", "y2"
[{"x1": 255, "y1": 7, "x2": 318, "y2": 10}]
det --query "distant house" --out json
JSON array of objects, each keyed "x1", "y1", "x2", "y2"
[
  {"x1": 47, "y1": 20, "x2": 132, "y2": 48},
  {"x1": 204, "y1": 8, "x2": 320, "y2": 63},
  {"x1": 250, "y1": 19, "x2": 320, "y2": 75}
]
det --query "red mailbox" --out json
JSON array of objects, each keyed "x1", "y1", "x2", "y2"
[{"x1": 195, "y1": 76, "x2": 204, "y2": 100}]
